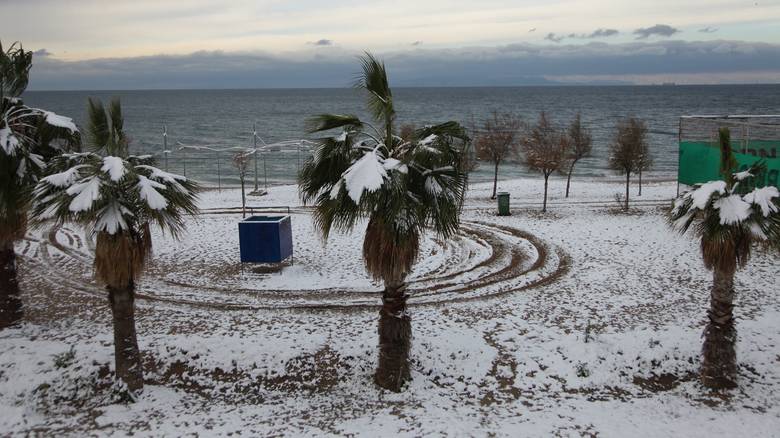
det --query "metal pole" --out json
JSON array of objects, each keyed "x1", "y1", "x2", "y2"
[
  {"x1": 217, "y1": 150, "x2": 221, "y2": 192},
  {"x1": 253, "y1": 122, "x2": 259, "y2": 191},
  {"x1": 263, "y1": 153, "x2": 268, "y2": 191},
  {"x1": 677, "y1": 117, "x2": 681, "y2": 197},
  {"x1": 183, "y1": 149, "x2": 187, "y2": 177},
  {"x1": 297, "y1": 144, "x2": 300, "y2": 175},
  {"x1": 163, "y1": 125, "x2": 169, "y2": 172}
]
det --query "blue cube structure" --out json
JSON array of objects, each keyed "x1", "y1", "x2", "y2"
[{"x1": 238, "y1": 215, "x2": 293, "y2": 263}]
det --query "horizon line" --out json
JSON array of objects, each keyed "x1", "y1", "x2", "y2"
[{"x1": 24, "y1": 82, "x2": 780, "y2": 93}]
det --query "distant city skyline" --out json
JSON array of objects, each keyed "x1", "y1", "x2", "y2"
[{"x1": 3, "y1": 0, "x2": 780, "y2": 89}]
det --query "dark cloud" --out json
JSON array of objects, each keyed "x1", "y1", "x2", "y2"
[
  {"x1": 411, "y1": 41, "x2": 423, "y2": 46},
  {"x1": 699, "y1": 27, "x2": 718, "y2": 33},
  {"x1": 633, "y1": 24, "x2": 680, "y2": 39},
  {"x1": 307, "y1": 39, "x2": 334, "y2": 46},
  {"x1": 544, "y1": 33, "x2": 564, "y2": 43},
  {"x1": 33, "y1": 48, "x2": 53, "y2": 57},
  {"x1": 589, "y1": 28, "x2": 619, "y2": 38},
  {"x1": 546, "y1": 28, "x2": 619, "y2": 42},
  {"x1": 25, "y1": 40, "x2": 780, "y2": 90}
]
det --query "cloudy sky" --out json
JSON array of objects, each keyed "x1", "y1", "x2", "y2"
[{"x1": 3, "y1": 0, "x2": 780, "y2": 89}]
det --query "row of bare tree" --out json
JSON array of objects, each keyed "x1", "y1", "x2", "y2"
[{"x1": 471, "y1": 112, "x2": 651, "y2": 212}]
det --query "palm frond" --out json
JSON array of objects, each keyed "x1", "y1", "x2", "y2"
[
  {"x1": 86, "y1": 98, "x2": 110, "y2": 152},
  {"x1": 0, "y1": 41, "x2": 33, "y2": 99},
  {"x1": 298, "y1": 54, "x2": 469, "y2": 283},
  {"x1": 305, "y1": 114, "x2": 363, "y2": 133},
  {"x1": 354, "y1": 53, "x2": 394, "y2": 133}
]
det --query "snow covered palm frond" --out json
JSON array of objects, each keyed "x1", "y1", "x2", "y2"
[
  {"x1": 670, "y1": 161, "x2": 780, "y2": 270},
  {"x1": 298, "y1": 54, "x2": 470, "y2": 286},
  {"x1": 32, "y1": 153, "x2": 199, "y2": 238},
  {"x1": 342, "y1": 149, "x2": 388, "y2": 203}
]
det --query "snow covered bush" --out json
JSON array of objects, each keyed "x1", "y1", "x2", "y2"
[
  {"x1": 31, "y1": 98, "x2": 198, "y2": 394},
  {"x1": 670, "y1": 127, "x2": 780, "y2": 389}
]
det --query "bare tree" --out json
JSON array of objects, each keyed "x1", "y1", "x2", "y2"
[
  {"x1": 399, "y1": 123, "x2": 416, "y2": 142},
  {"x1": 474, "y1": 112, "x2": 521, "y2": 199},
  {"x1": 522, "y1": 112, "x2": 570, "y2": 212},
  {"x1": 608, "y1": 118, "x2": 648, "y2": 211},
  {"x1": 232, "y1": 151, "x2": 252, "y2": 218},
  {"x1": 563, "y1": 113, "x2": 592, "y2": 198}
]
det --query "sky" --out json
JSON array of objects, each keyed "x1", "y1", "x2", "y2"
[{"x1": 3, "y1": 0, "x2": 780, "y2": 89}]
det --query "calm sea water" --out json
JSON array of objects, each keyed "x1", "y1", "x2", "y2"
[{"x1": 22, "y1": 85, "x2": 780, "y2": 185}]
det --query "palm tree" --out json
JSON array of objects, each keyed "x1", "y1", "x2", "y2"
[
  {"x1": 1, "y1": 41, "x2": 79, "y2": 329},
  {"x1": 298, "y1": 53, "x2": 469, "y2": 392},
  {"x1": 670, "y1": 128, "x2": 780, "y2": 389},
  {"x1": 31, "y1": 98, "x2": 198, "y2": 393}
]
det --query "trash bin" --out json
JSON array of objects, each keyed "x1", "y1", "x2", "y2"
[
  {"x1": 497, "y1": 192, "x2": 510, "y2": 216},
  {"x1": 238, "y1": 215, "x2": 293, "y2": 263}
]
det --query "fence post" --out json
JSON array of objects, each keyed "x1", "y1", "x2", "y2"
[
  {"x1": 217, "y1": 150, "x2": 221, "y2": 192},
  {"x1": 183, "y1": 148, "x2": 187, "y2": 177},
  {"x1": 263, "y1": 153, "x2": 268, "y2": 190},
  {"x1": 253, "y1": 122, "x2": 259, "y2": 191}
]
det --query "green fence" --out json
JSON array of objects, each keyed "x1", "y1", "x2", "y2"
[{"x1": 678, "y1": 141, "x2": 780, "y2": 188}]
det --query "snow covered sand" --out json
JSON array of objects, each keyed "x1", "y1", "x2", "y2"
[{"x1": 2, "y1": 177, "x2": 779, "y2": 436}]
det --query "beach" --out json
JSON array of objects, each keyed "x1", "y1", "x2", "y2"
[{"x1": 2, "y1": 176, "x2": 778, "y2": 436}]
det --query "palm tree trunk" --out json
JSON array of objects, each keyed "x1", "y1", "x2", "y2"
[
  {"x1": 375, "y1": 279, "x2": 411, "y2": 392},
  {"x1": 624, "y1": 172, "x2": 630, "y2": 211},
  {"x1": 491, "y1": 161, "x2": 499, "y2": 200},
  {"x1": 565, "y1": 160, "x2": 576, "y2": 198},
  {"x1": 0, "y1": 242, "x2": 23, "y2": 329},
  {"x1": 542, "y1": 173, "x2": 549, "y2": 212},
  {"x1": 701, "y1": 267, "x2": 738, "y2": 389},
  {"x1": 108, "y1": 282, "x2": 144, "y2": 391}
]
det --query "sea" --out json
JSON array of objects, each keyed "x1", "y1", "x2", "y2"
[{"x1": 22, "y1": 85, "x2": 780, "y2": 186}]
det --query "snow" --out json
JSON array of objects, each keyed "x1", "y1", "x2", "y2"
[
  {"x1": 743, "y1": 186, "x2": 780, "y2": 217},
  {"x1": 734, "y1": 170, "x2": 753, "y2": 181},
  {"x1": 66, "y1": 176, "x2": 102, "y2": 212},
  {"x1": 101, "y1": 156, "x2": 126, "y2": 181},
  {"x1": 688, "y1": 180, "x2": 726, "y2": 209},
  {"x1": 137, "y1": 175, "x2": 168, "y2": 210},
  {"x1": 42, "y1": 111, "x2": 78, "y2": 133},
  {"x1": 41, "y1": 165, "x2": 87, "y2": 187},
  {"x1": 4, "y1": 176, "x2": 780, "y2": 436},
  {"x1": 0, "y1": 126, "x2": 19, "y2": 154},
  {"x1": 333, "y1": 131, "x2": 348, "y2": 142},
  {"x1": 329, "y1": 180, "x2": 343, "y2": 199},
  {"x1": 425, "y1": 176, "x2": 442, "y2": 195},
  {"x1": 420, "y1": 134, "x2": 437, "y2": 146},
  {"x1": 714, "y1": 194, "x2": 752, "y2": 225},
  {"x1": 95, "y1": 201, "x2": 131, "y2": 234},
  {"x1": 342, "y1": 149, "x2": 388, "y2": 202}
]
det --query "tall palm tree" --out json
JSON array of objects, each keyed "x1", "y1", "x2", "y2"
[
  {"x1": 31, "y1": 98, "x2": 198, "y2": 393},
  {"x1": 670, "y1": 128, "x2": 780, "y2": 389},
  {"x1": 1, "y1": 41, "x2": 79, "y2": 329},
  {"x1": 298, "y1": 53, "x2": 469, "y2": 392}
]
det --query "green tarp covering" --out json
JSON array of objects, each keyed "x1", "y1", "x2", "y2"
[{"x1": 678, "y1": 141, "x2": 780, "y2": 188}]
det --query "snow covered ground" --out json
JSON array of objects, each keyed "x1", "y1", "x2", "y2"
[{"x1": 2, "y1": 176, "x2": 779, "y2": 437}]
